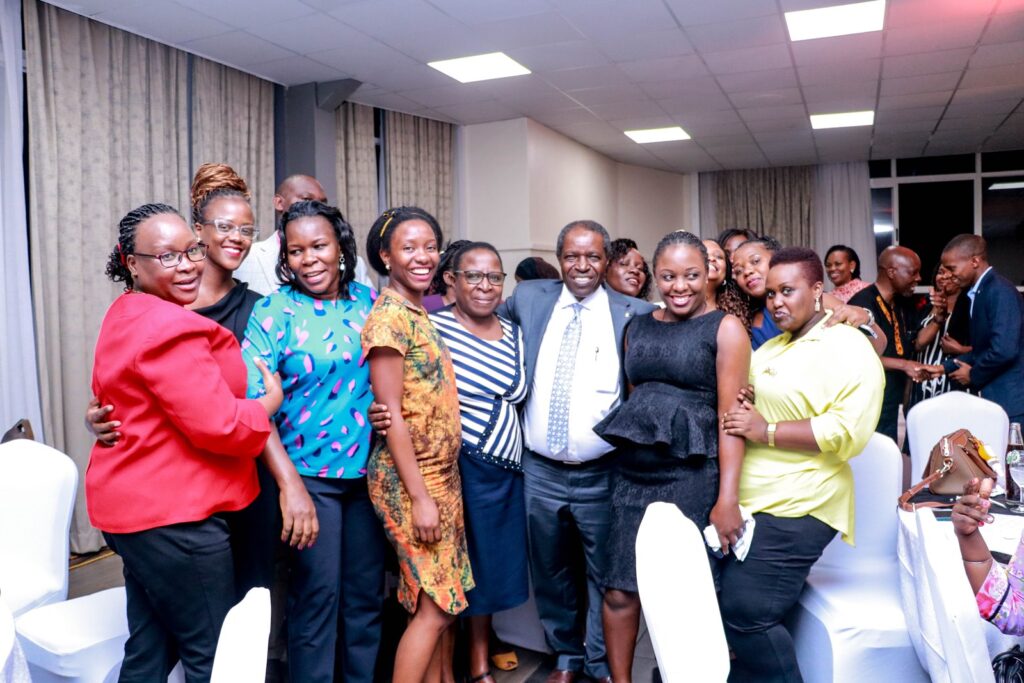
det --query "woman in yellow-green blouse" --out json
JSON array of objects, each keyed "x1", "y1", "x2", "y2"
[{"x1": 721, "y1": 247, "x2": 884, "y2": 683}]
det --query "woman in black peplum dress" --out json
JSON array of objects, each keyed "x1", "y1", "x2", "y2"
[{"x1": 594, "y1": 230, "x2": 751, "y2": 683}]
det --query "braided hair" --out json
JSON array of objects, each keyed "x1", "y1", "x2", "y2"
[
  {"x1": 652, "y1": 229, "x2": 708, "y2": 271},
  {"x1": 190, "y1": 163, "x2": 250, "y2": 225},
  {"x1": 105, "y1": 203, "x2": 182, "y2": 290},
  {"x1": 430, "y1": 239, "x2": 472, "y2": 296},
  {"x1": 365, "y1": 206, "x2": 444, "y2": 276}
]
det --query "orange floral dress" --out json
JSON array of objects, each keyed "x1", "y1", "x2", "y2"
[{"x1": 361, "y1": 288, "x2": 474, "y2": 615}]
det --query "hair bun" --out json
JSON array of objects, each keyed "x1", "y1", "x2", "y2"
[{"x1": 190, "y1": 163, "x2": 250, "y2": 209}]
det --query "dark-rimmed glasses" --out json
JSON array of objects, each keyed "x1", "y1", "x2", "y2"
[
  {"x1": 202, "y1": 218, "x2": 259, "y2": 240},
  {"x1": 134, "y1": 243, "x2": 208, "y2": 268},
  {"x1": 454, "y1": 270, "x2": 507, "y2": 286}
]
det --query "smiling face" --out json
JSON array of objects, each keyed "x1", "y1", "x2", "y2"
[
  {"x1": 655, "y1": 243, "x2": 707, "y2": 321},
  {"x1": 731, "y1": 241, "x2": 771, "y2": 299},
  {"x1": 382, "y1": 219, "x2": 440, "y2": 297},
  {"x1": 195, "y1": 196, "x2": 254, "y2": 274},
  {"x1": 935, "y1": 266, "x2": 960, "y2": 296},
  {"x1": 128, "y1": 213, "x2": 204, "y2": 306},
  {"x1": 940, "y1": 248, "x2": 982, "y2": 290},
  {"x1": 559, "y1": 226, "x2": 608, "y2": 300},
  {"x1": 703, "y1": 239, "x2": 726, "y2": 290},
  {"x1": 284, "y1": 215, "x2": 341, "y2": 300},
  {"x1": 606, "y1": 247, "x2": 647, "y2": 298},
  {"x1": 825, "y1": 250, "x2": 856, "y2": 287},
  {"x1": 889, "y1": 252, "x2": 922, "y2": 297},
  {"x1": 765, "y1": 262, "x2": 823, "y2": 336},
  {"x1": 446, "y1": 248, "x2": 503, "y2": 320}
]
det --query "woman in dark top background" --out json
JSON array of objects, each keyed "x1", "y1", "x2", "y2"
[
  {"x1": 606, "y1": 237, "x2": 652, "y2": 300},
  {"x1": 704, "y1": 238, "x2": 752, "y2": 334},
  {"x1": 513, "y1": 255, "x2": 560, "y2": 282},
  {"x1": 595, "y1": 230, "x2": 750, "y2": 683},
  {"x1": 912, "y1": 263, "x2": 972, "y2": 405}
]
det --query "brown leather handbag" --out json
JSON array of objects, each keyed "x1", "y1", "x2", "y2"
[{"x1": 898, "y1": 429, "x2": 997, "y2": 510}]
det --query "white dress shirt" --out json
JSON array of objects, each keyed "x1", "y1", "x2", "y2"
[
  {"x1": 234, "y1": 233, "x2": 373, "y2": 296},
  {"x1": 967, "y1": 266, "x2": 993, "y2": 317},
  {"x1": 524, "y1": 285, "x2": 621, "y2": 462}
]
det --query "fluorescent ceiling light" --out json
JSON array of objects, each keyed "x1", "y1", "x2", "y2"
[
  {"x1": 989, "y1": 181, "x2": 1024, "y2": 190},
  {"x1": 785, "y1": 0, "x2": 885, "y2": 41},
  {"x1": 810, "y1": 110, "x2": 874, "y2": 129},
  {"x1": 624, "y1": 127, "x2": 691, "y2": 143},
  {"x1": 427, "y1": 52, "x2": 530, "y2": 83}
]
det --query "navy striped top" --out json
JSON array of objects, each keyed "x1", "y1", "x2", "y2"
[{"x1": 429, "y1": 307, "x2": 528, "y2": 470}]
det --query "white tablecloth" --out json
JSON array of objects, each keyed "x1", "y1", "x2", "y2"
[{"x1": 0, "y1": 600, "x2": 31, "y2": 683}]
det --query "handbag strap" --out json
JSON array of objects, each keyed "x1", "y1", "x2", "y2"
[{"x1": 899, "y1": 458, "x2": 955, "y2": 512}]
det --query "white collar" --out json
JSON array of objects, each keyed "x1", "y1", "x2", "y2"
[
  {"x1": 968, "y1": 267, "x2": 993, "y2": 297},
  {"x1": 557, "y1": 283, "x2": 608, "y2": 311}
]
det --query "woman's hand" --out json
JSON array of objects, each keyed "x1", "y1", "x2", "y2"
[
  {"x1": 952, "y1": 477, "x2": 995, "y2": 538},
  {"x1": 736, "y1": 384, "x2": 755, "y2": 405},
  {"x1": 823, "y1": 302, "x2": 869, "y2": 328},
  {"x1": 941, "y1": 334, "x2": 970, "y2": 356},
  {"x1": 253, "y1": 358, "x2": 283, "y2": 416},
  {"x1": 86, "y1": 397, "x2": 122, "y2": 446},
  {"x1": 279, "y1": 481, "x2": 319, "y2": 549},
  {"x1": 928, "y1": 289, "x2": 948, "y2": 322},
  {"x1": 411, "y1": 495, "x2": 441, "y2": 544},
  {"x1": 722, "y1": 402, "x2": 769, "y2": 443},
  {"x1": 710, "y1": 499, "x2": 745, "y2": 556},
  {"x1": 367, "y1": 402, "x2": 392, "y2": 437}
]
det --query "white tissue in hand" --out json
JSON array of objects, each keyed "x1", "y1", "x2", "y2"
[{"x1": 703, "y1": 506, "x2": 756, "y2": 562}]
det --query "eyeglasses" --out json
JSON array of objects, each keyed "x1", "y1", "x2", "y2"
[
  {"x1": 134, "y1": 243, "x2": 208, "y2": 268},
  {"x1": 202, "y1": 218, "x2": 259, "y2": 240},
  {"x1": 454, "y1": 270, "x2": 506, "y2": 286}
]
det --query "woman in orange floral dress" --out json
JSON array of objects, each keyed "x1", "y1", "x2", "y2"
[{"x1": 362, "y1": 206, "x2": 473, "y2": 683}]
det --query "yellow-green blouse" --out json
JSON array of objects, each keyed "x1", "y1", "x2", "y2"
[{"x1": 738, "y1": 312, "x2": 884, "y2": 544}]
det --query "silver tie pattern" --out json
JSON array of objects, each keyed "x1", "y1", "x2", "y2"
[{"x1": 547, "y1": 303, "x2": 583, "y2": 455}]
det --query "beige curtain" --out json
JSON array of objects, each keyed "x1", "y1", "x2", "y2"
[
  {"x1": 24, "y1": 0, "x2": 190, "y2": 552},
  {"x1": 335, "y1": 102, "x2": 379, "y2": 253},
  {"x1": 714, "y1": 165, "x2": 813, "y2": 248},
  {"x1": 191, "y1": 57, "x2": 275, "y2": 229},
  {"x1": 385, "y1": 110, "x2": 454, "y2": 234}
]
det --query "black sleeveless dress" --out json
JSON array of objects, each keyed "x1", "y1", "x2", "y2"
[{"x1": 594, "y1": 309, "x2": 724, "y2": 592}]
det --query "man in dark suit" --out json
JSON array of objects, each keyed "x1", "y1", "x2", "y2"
[
  {"x1": 941, "y1": 234, "x2": 1024, "y2": 424},
  {"x1": 499, "y1": 220, "x2": 656, "y2": 683}
]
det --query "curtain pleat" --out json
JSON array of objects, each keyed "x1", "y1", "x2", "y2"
[
  {"x1": 385, "y1": 110, "x2": 454, "y2": 234},
  {"x1": 813, "y1": 162, "x2": 877, "y2": 284},
  {"x1": 335, "y1": 102, "x2": 379, "y2": 252},
  {"x1": 190, "y1": 57, "x2": 275, "y2": 230},
  {"x1": 713, "y1": 165, "x2": 814, "y2": 248},
  {"x1": 24, "y1": 0, "x2": 190, "y2": 552}
]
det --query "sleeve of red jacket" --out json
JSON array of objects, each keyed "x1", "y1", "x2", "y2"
[{"x1": 135, "y1": 326, "x2": 271, "y2": 457}]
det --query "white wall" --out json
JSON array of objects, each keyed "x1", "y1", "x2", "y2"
[{"x1": 456, "y1": 117, "x2": 694, "y2": 295}]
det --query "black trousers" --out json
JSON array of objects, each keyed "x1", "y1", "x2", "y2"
[
  {"x1": 718, "y1": 513, "x2": 836, "y2": 683},
  {"x1": 287, "y1": 475, "x2": 388, "y2": 683},
  {"x1": 105, "y1": 517, "x2": 236, "y2": 683}
]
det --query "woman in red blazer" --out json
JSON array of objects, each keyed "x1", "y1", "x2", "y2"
[{"x1": 88, "y1": 203, "x2": 282, "y2": 683}]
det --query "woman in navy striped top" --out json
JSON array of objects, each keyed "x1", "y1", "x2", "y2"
[{"x1": 430, "y1": 242, "x2": 528, "y2": 683}]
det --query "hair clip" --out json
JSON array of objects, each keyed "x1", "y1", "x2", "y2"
[{"x1": 379, "y1": 211, "x2": 395, "y2": 238}]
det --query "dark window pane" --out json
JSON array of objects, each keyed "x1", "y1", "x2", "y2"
[
  {"x1": 982, "y1": 150, "x2": 1024, "y2": 173},
  {"x1": 872, "y1": 187, "x2": 894, "y2": 256},
  {"x1": 983, "y1": 176, "x2": 1024, "y2": 286},
  {"x1": 870, "y1": 159, "x2": 891, "y2": 178},
  {"x1": 897, "y1": 180, "x2": 973, "y2": 280},
  {"x1": 896, "y1": 154, "x2": 974, "y2": 177}
]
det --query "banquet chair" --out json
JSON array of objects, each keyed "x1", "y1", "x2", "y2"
[
  {"x1": 907, "y1": 392, "x2": 1009, "y2": 486},
  {"x1": 635, "y1": 502, "x2": 729, "y2": 683},
  {"x1": 0, "y1": 439, "x2": 77, "y2": 616},
  {"x1": 210, "y1": 587, "x2": 271, "y2": 683},
  {"x1": 788, "y1": 434, "x2": 929, "y2": 682}
]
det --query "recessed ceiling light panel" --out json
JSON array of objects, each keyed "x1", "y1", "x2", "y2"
[
  {"x1": 989, "y1": 181, "x2": 1024, "y2": 190},
  {"x1": 810, "y1": 110, "x2": 875, "y2": 129},
  {"x1": 785, "y1": 0, "x2": 885, "y2": 41},
  {"x1": 624, "y1": 127, "x2": 691, "y2": 143},
  {"x1": 427, "y1": 52, "x2": 530, "y2": 83}
]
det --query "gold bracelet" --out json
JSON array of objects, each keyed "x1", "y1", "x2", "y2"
[{"x1": 767, "y1": 422, "x2": 777, "y2": 448}]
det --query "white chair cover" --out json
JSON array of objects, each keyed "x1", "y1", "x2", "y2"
[
  {"x1": 0, "y1": 601, "x2": 30, "y2": 683},
  {"x1": 907, "y1": 393, "x2": 1009, "y2": 487},
  {"x1": 210, "y1": 587, "x2": 271, "y2": 683},
  {"x1": 789, "y1": 434, "x2": 929, "y2": 682},
  {"x1": 15, "y1": 586, "x2": 128, "y2": 682},
  {"x1": 0, "y1": 439, "x2": 78, "y2": 616},
  {"x1": 635, "y1": 502, "x2": 729, "y2": 683}
]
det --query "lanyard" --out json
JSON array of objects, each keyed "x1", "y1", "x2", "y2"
[{"x1": 876, "y1": 295, "x2": 904, "y2": 357}]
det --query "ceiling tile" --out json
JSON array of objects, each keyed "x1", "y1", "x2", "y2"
[
  {"x1": 401, "y1": 83, "x2": 498, "y2": 108},
  {"x1": 376, "y1": 23, "x2": 493, "y2": 61},
  {"x1": 873, "y1": 106, "x2": 945, "y2": 124},
  {"x1": 698, "y1": 133, "x2": 758, "y2": 149},
  {"x1": 884, "y1": 19, "x2": 988, "y2": 56},
  {"x1": 473, "y1": 78, "x2": 580, "y2": 110},
  {"x1": 877, "y1": 91, "x2": 953, "y2": 110},
  {"x1": 588, "y1": 99, "x2": 669, "y2": 120},
  {"x1": 802, "y1": 81, "x2": 878, "y2": 105},
  {"x1": 876, "y1": 119, "x2": 940, "y2": 134},
  {"x1": 182, "y1": 31, "x2": 295, "y2": 66},
  {"x1": 597, "y1": 30, "x2": 695, "y2": 62},
  {"x1": 681, "y1": 118, "x2": 750, "y2": 137},
  {"x1": 506, "y1": 40, "x2": 610, "y2": 72},
  {"x1": 753, "y1": 130, "x2": 814, "y2": 145},
  {"x1": 247, "y1": 55, "x2": 349, "y2": 85},
  {"x1": 433, "y1": 100, "x2": 520, "y2": 124},
  {"x1": 348, "y1": 90, "x2": 428, "y2": 113},
  {"x1": 983, "y1": 11, "x2": 1024, "y2": 44},
  {"x1": 707, "y1": 148, "x2": 770, "y2": 168},
  {"x1": 702, "y1": 44, "x2": 793, "y2": 75},
  {"x1": 934, "y1": 114, "x2": 1009, "y2": 133},
  {"x1": 563, "y1": 83, "x2": 647, "y2": 106},
  {"x1": 48, "y1": 0, "x2": 139, "y2": 17},
  {"x1": 944, "y1": 97, "x2": 1023, "y2": 117},
  {"x1": 665, "y1": 0, "x2": 778, "y2": 26},
  {"x1": 476, "y1": 12, "x2": 586, "y2": 50},
  {"x1": 245, "y1": 12, "x2": 362, "y2": 54},
  {"x1": 791, "y1": 33, "x2": 883, "y2": 66},
  {"x1": 686, "y1": 15, "x2": 787, "y2": 54},
  {"x1": 349, "y1": 62, "x2": 452, "y2": 91},
  {"x1": 329, "y1": 0, "x2": 461, "y2": 39},
  {"x1": 425, "y1": 0, "x2": 552, "y2": 25},
  {"x1": 559, "y1": 0, "x2": 677, "y2": 39},
  {"x1": 886, "y1": 0, "x2": 997, "y2": 29},
  {"x1": 90, "y1": 2, "x2": 233, "y2": 43},
  {"x1": 949, "y1": 85, "x2": 1024, "y2": 107},
  {"x1": 617, "y1": 55, "x2": 708, "y2": 83},
  {"x1": 549, "y1": 121, "x2": 624, "y2": 147},
  {"x1": 657, "y1": 91, "x2": 735, "y2": 114},
  {"x1": 744, "y1": 116, "x2": 811, "y2": 133},
  {"x1": 882, "y1": 48, "x2": 973, "y2": 79},
  {"x1": 606, "y1": 115, "x2": 679, "y2": 132},
  {"x1": 718, "y1": 68, "x2": 798, "y2": 93},
  {"x1": 797, "y1": 59, "x2": 880, "y2": 86},
  {"x1": 528, "y1": 107, "x2": 601, "y2": 128},
  {"x1": 728, "y1": 87, "x2": 804, "y2": 109},
  {"x1": 541, "y1": 64, "x2": 629, "y2": 90},
  {"x1": 173, "y1": 0, "x2": 314, "y2": 29},
  {"x1": 738, "y1": 104, "x2": 807, "y2": 121},
  {"x1": 970, "y1": 41, "x2": 1024, "y2": 69},
  {"x1": 763, "y1": 150, "x2": 820, "y2": 167},
  {"x1": 298, "y1": 0, "x2": 369, "y2": 10},
  {"x1": 960, "y1": 65, "x2": 1024, "y2": 89},
  {"x1": 639, "y1": 76, "x2": 723, "y2": 100},
  {"x1": 879, "y1": 71, "x2": 963, "y2": 97}
]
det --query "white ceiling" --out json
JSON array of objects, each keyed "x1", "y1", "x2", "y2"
[{"x1": 50, "y1": 0, "x2": 1024, "y2": 173}]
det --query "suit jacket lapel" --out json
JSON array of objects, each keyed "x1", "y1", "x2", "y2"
[{"x1": 525, "y1": 281, "x2": 561, "y2": 384}]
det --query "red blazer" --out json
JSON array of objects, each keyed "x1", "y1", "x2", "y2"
[{"x1": 87, "y1": 292, "x2": 270, "y2": 533}]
